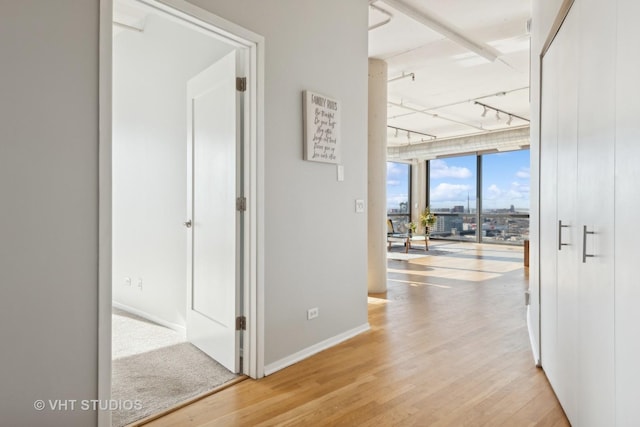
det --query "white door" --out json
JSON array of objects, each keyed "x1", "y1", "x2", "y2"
[
  {"x1": 554, "y1": 6, "x2": 579, "y2": 422},
  {"x1": 539, "y1": 35, "x2": 559, "y2": 396},
  {"x1": 186, "y1": 51, "x2": 242, "y2": 373},
  {"x1": 576, "y1": 0, "x2": 616, "y2": 424},
  {"x1": 615, "y1": 0, "x2": 640, "y2": 423}
]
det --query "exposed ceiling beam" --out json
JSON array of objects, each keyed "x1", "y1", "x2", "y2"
[
  {"x1": 379, "y1": 0, "x2": 501, "y2": 62},
  {"x1": 387, "y1": 126, "x2": 530, "y2": 161},
  {"x1": 388, "y1": 100, "x2": 485, "y2": 131}
]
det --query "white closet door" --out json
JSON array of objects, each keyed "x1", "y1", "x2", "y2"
[
  {"x1": 539, "y1": 31, "x2": 559, "y2": 391},
  {"x1": 554, "y1": 5, "x2": 579, "y2": 423},
  {"x1": 615, "y1": 0, "x2": 640, "y2": 424},
  {"x1": 576, "y1": 0, "x2": 616, "y2": 425}
]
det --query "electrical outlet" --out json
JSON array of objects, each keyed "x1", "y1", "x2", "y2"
[
  {"x1": 355, "y1": 199, "x2": 365, "y2": 213},
  {"x1": 137, "y1": 278, "x2": 143, "y2": 290},
  {"x1": 307, "y1": 307, "x2": 319, "y2": 320},
  {"x1": 124, "y1": 277, "x2": 131, "y2": 287}
]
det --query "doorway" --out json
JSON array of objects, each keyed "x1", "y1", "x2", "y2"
[{"x1": 99, "y1": 0, "x2": 263, "y2": 425}]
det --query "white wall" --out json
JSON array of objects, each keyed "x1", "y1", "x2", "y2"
[
  {"x1": 186, "y1": 0, "x2": 370, "y2": 367},
  {"x1": 0, "y1": 0, "x2": 369, "y2": 423},
  {"x1": 0, "y1": 1, "x2": 99, "y2": 426},
  {"x1": 112, "y1": 12, "x2": 234, "y2": 328},
  {"x1": 529, "y1": 0, "x2": 565, "y2": 364}
]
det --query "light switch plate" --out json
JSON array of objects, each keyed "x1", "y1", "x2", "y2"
[
  {"x1": 337, "y1": 165, "x2": 344, "y2": 181},
  {"x1": 355, "y1": 199, "x2": 365, "y2": 213}
]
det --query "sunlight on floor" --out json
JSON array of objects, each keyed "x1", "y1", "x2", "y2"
[
  {"x1": 387, "y1": 278, "x2": 452, "y2": 289},
  {"x1": 367, "y1": 296, "x2": 390, "y2": 305},
  {"x1": 387, "y1": 241, "x2": 524, "y2": 283}
]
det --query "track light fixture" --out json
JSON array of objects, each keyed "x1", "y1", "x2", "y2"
[
  {"x1": 388, "y1": 71, "x2": 416, "y2": 83},
  {"x1": 386, "y1": 125, "x2": 436, "y2": 143},
  {"x1": 474, "y1": 101, "x2": 529, "y2": 125}
]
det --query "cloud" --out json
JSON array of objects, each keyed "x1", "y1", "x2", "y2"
[
  {"x1": 486, "y1": 184, "x2": 503, "y2": 200},
  {"x1": 430, "y1": 183, "x2": 472, "y2": 202},
  {"x1": 387, "y1": 180, "x2": 401, "y2": 186},
  {"x1": 516, "y1": 167, "x2": 530, "y2": 179},
  {"x1": 430, "y1": 159, "x2": 472, "y2": 179},
  {"x1": 387, "y1": 162, "x2": 407, "y2": 177},
  {"x1": 386, "y1": 194, "x2": 409, "y2": 209},
  {"x1": 484, "y1": 182, "x2": 530, "y2": 203},
  {"x1": 510, "y1": 181, "x2": 530, "y2": 195}
]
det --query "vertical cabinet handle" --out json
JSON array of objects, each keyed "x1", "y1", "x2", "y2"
[
  {"x1": 582, "y1": 225, "x2": 595, "y2": 263},
  {"x1": 558, "y1": 220, "x2": 570, "y2": 250}
]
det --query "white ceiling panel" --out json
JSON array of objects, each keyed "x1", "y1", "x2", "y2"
[{"x1": 370, "y1": 0, "x2": 531, "y2": 149}]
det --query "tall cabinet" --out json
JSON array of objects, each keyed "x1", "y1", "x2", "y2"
[
  {"x1": 540, "y1": 0, "x2": 639, "y2": 425},
  {"x1": 615, "y1": 0, "x2": 640, "y2": 424}
]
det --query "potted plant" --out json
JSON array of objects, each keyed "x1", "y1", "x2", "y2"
[
  {"x1": 406, "y1": 221, "x2": 417, "y2": 235},
  {"x1": 420, "y1": 207, "x2": 437, "y2": 236}
]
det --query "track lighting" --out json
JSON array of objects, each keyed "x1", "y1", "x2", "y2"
[
  {"x1": 474, "y1": 101, "x2": 527, "y2": 125},
  {"x1": 386, "y1": 125, "x2": 436, "y2": 142},
  {"x1": 388, "y1": 72, "x2": 416, "y2": 83}
]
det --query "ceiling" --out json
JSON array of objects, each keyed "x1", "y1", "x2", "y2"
[
  {"x1": 368, "y1": 0, "x2": 531, "y2": 150},
  {"x1": 114, "y1": 0, "x2": 531, "y2": 155}
]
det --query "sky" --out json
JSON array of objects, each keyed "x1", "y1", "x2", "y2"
[
  {"x1": 387, "y1": 149, "x2": 530, "y2": 213},
  {"x1": 386, "y1": 162, "x2": 410, "y2": 212}
]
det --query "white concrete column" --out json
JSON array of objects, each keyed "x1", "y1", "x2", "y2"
[
  {"x1": 412, "y1": 160, "x2": 427, "y2": 231},
  {"x1": 368, "y1": 58, "x2": 388, "y2": 293}
]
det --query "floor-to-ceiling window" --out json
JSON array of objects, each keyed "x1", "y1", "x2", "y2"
[
  {"x1": 387, "y1": 161, "x2": 411, "y2": 232},
  {"x1": 428, "y1": 155, "x2": 477, "y2": 241},
  {"x1": 481, "y1": 150, "x2": 530, "y2": 244},
  {"x1": 425, "y1": 149, "x2": 530, "y2": 245}
]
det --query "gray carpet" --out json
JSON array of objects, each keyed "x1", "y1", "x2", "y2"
[{"x1": 112, "y1": 309, "x2": 237, "y2": 427}]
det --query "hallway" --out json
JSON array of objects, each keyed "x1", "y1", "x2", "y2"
[{"x1": 146, "y1": 242, "x2": 567, "y2": 426}]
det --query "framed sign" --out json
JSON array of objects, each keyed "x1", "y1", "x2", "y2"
[{"x1": 302, "y1": 90, "x2": 341, "y2": 164}]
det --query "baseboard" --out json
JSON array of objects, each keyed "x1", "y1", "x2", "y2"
[
  {"x1": 112, "y1": 301, "x2": 186, "y2": 336},
  {"x1": 264, "y1": 323, "x2": 370, "y2": 376},
  {"x1": 526, "y1": 305, "x2": 541, "y2": 367}
]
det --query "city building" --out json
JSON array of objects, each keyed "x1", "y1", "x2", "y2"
[{"x1": 1, "y1": 0, "x2": 636, "y2": 426}]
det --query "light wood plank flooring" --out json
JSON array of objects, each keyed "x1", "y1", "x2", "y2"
[{"x1": 145, "y1": 241, "x2": 568, "y2": 426}]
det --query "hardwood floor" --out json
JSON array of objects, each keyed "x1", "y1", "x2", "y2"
[{"x1": 145, "y1": 241, "x2": 568, "y2": 426}]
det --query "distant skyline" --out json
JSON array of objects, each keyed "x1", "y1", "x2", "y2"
[
  {"x1": 386, "y1": 162, "x2": 410, "y2": 212},
  {"x1": 387, "y1": 149, "x2": 531, "y2": 213},
  {"x1": 481, "y1": 150, "x2": 530, "y2": 211}
]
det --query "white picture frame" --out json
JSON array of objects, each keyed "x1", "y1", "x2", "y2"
[{"x1": 302, "y1": 90, "x2": 341, "y2": 164}]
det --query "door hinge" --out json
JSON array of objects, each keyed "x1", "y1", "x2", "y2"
[
  {"x1": 236, "y1": 316, "x2": 246, "y2": 331},
  {"x1": 236, "y1": 77, "x2": 247, "y2": 92},
  {"x1": 236, "y1": 197, "x2": 247, "y2": 212}
]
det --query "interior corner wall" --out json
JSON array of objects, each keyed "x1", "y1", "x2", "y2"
[
  {"x1": 0, "y1": 1, "x2": 99, "y2": 426},
  {"x1": 529, "y1": 0, "x2": 569, "y2": 364},
  {"x1": 185, "y1": 0, "x2": 370, "y2": 368},
  {"x1": 0, "y1": 0, "x2": 368, "y2": 423},
  {"x1": 112, "y1": 13, "x2": 233, "y2": 329}
]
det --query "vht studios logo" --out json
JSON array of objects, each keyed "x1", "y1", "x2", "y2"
[{"x1": 34, "y1": 399, "x2": 143, "y2": 411}]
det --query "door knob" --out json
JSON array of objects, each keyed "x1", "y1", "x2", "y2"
[{"x1": 184, "y1": 220, "x2": 192, "y2": 228}]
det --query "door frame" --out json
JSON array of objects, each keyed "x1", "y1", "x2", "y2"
[{"x1": 98, "y1": 0, "x2": 265, "y2": 425}]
